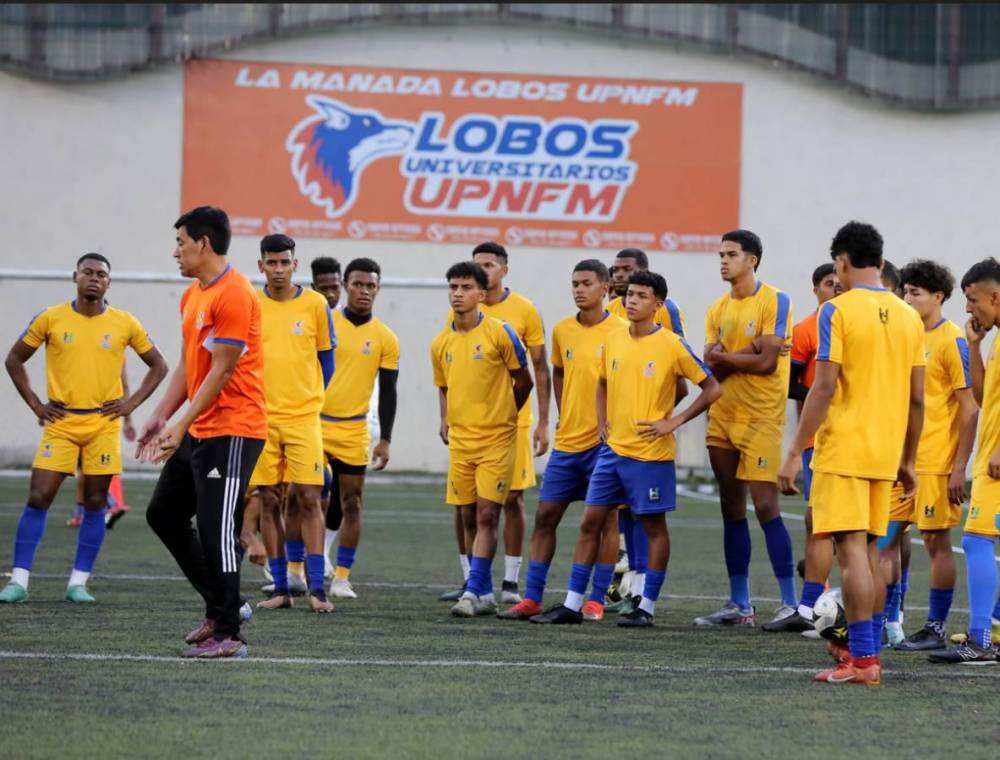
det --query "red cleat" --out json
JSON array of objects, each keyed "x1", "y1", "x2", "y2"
[
  {"x1": 496, "y1": 598, "x2": 543, "y2": 620},
  {"x1": 816, "y1": 656, "x2": 881, "y2": 685},
  {"x1": 827, "y1": 640, "x2": 850, "y2": 664},
  {"x1": 582, "y1": 600, "x2": 605, "y2": 621}
]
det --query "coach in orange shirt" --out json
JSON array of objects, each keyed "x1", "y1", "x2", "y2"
[{"x1": 139, "y1": 206, "x2": 267, "y2": 660}]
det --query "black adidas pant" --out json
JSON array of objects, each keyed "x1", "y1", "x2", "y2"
[{"x1": 147, "y1": 434, "x2": 263, "y2": 640}]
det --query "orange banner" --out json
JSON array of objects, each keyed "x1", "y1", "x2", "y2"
[{"x1": 182, "y1": 59, "x2": 741, "y2": 252}]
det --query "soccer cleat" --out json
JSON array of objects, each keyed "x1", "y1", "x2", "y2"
[
  {"x1": 529, "y1": 604, "x2": 583, "y2": 625},
  {"x1": 607, "y1": 594, "x2": 640, "y2": 617},
  {"x1": 66, "y1": 515, "x2": 82, "y2": 528},
  {"x1": 894, "y1": 623, "x2": 946, "y2": 652},
  {"x1": 183, "y1": 637, "x2": 248, "y2": 659},
  {"x1": 65, "y1": 585, "x2": 96, "y2": 603},
  {"x1": 761, "y1": 605, "x2": 813, "y2": 633},
  {"x1": 496, "y1": 598, "x2": 543, "y2": 620},
  {"x1": 104, "y1": 503, "x2": 130, "y2": 529},
  {"x1": 950, "y1": 622, "x2": 1000, "y2": 646},
  {"x1": 617, "y1": 608, "x2": 654, "y2": 628},
  {"x1": 500, "y1": 580, "x2": 522, "y2": 604},
  {"x1": 328, "y1": 578, "x2": 358, "y2": 599},
  {"x1": 239, "y1": 602, "x2": 253, "y2": 623},
  {"x1": 184, "y1": 619, "x2": 215, "y2": 645},
  {"x1": 438, "y1": 582, "x2": 467, "y2": 602},
  {"x1": 614, "y1": 549, "x2": 629, "y2": 575},
  {"x1": 256, "y1": 593, "x2": 293, "y2": 610},
  {"x1": 927, "y1": 640, "x2": 998, "y2": 665},
  {"x1": 0, "y1": 582, "x2": 28, "y2": 604},
  {"x1": 693, "y1": 601, "x2": 755, "y2": 627},
  {"x1": 801, "y1": 628, "x2": 822, "y2": 640},
  {"x1": 287, "y1": 572, "x2": 308, "y2": 597},
  {"x1": 582, "y1": 600, "x2": 605, "y2": 622},
  {"x1": 884, "y1": 621, "x2": 905, "y2": 647},
  {"x1": 473, "y1": 596, "x2": 498, "y2": 616},
  {"x1": 451, "y1": 595, "x2": 494, "y2": 618},
  {"x1": 827, "y1": 640, "x2": 851, "y2": 664},
  {"x1": 816, "y1": 659, "x2": 881, "y2": 685},
  {"x1": 309, "y1": 591, "x2": 335, "y2": 613}
]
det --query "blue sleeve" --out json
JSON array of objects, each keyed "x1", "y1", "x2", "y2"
[
  {"x1": 773, "y1": 292, "x2": 791, "y2": 337},
  {"x1": 665, "y1": 299, "x2": 685, "y2": 337},
  {"x1": 502, "y1": 322, "x2": 529, "y2": 369},
  {"x1": 318, "y1": 349, "x2": 335, "y2": 388},
  {"x1": 817, "y1": 302, "x2": 836, "y2": 361},
  {"x1": 956, "y1": 337, "x2": 971, "y2": 388}
]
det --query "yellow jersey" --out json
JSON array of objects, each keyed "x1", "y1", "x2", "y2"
[
  {"x1": 20, "y1": 301, "x2": 154, "y2": 410},
  {"x1": 257, "y1": 286, "x2": 334, "y2": 424},
  {"x1": 551, "y1": 311, "x2": 628, "y2": 453},
  {"x1": 600, "y1": 325, "x2": 711, "y2": 462},
  {"x1": 917, "y1": 319, "x2": 971, "y2": 475},
  {"x1": 704, "y1": 281, "x2": 792, "y2": 422},
  {"x1": 973, "y1": 335, "x2": 1000, "y2": 478},
  {"x1": 811, "y1": 286, "x2": 926, "y2": 480},
  {"x1": 607, "y1": 296, "x2": 687, "y2": 337},
  {"x1": 322, "y1": 309, "x2": 400, "y2": 420},
  {"x1": 431, "y1": 313, "x2": 528, "y2": 456}
]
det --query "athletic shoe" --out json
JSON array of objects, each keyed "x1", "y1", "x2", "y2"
[
  {"x1": 104, "y1": 503, "x2": 130, "y2": 529},
  {"x1": 614, "y1": 549, "x2": 629, "y2": 575},
  {"x1": 693, "y1": 601, "x2": 755, "y2": 627},
  {"x1": 927, "y1": 640, "x2": 998, "y2": 664},
  {"x1": 894, "y1": 623, "x2": 946, "y2": 652},
  {"x1": 309, "y1": 591, "x2": 335, "y2": 613},
  {"x1": 328, "y1": 578, "x2": 357, "y2": 599},
  {"x1": 582, "y1": 600, "x2": 604, "y2": 622},
  {"x1": 262, "y1": 565, "x2": 273, "y2": 583},
  {"x1": 66, "y1": 514, "x2": 82, "y2": 528},
  {"x1": 0, "y1": 582, "x2": 28, "y2": 604},
  {"x1": 609, "y1": 594, "x2": 639, "y2": 617},
  {"x1": 473, "y1": 596, "x2": 497, "y2": 616},
  {"x1": 500, "y1": 580, "x2": 522, "y2": 604},
  {"x1": 256, "y1": 593, "x2": 293, "y2": 609},
  {"x1": 815, "y1": 659, "x2": 881, "y2": 685},
  {"x1": 450, "y1": 595, "x2": 496, "y2": 617},
  {"x1": 496, "y1": 598, "x2": 543, "y2": 620},
  {"x1": 827, "y1": 640, "x2": 851, "y2": 664},
  {"x1": 761, "y1": 605, "x2": 811, "y2": 632},
  {"x1": 801, "y1": 628, "x2": 822, "y2": 640},
  {"x1": 183, "y1": 637, "x2": 248, "y2": 659},
  {"x1": 617, "y1": 608, "x2": 654, "y2": 628},
  {"x1": 239, "y1": 602, "x2": 253, "y2": 623},
  {"x1": 65, "y1": 585, "x2": 96, "y2": 603},
  {"x1": 184, "y1": 618, "x2": 215, "y2": 645},
  {"x1": 950, "y1": 621, "x2": 1000, "y2": 646},
  {"x1": 605, "y1": 579, "x2": 623, "y2": 604},
  {"x1": 287, "y1": 572, "x2": 307, "y2": 597},
  {"x1": 529, "y1": 604, "x2": 583, "y2": 625},
  {"x1": 438, "y1": 582, "x2": 467, "y2": 602},
  {"x1": 884, "y1": 621, "x2": 905, "y2": 647}
]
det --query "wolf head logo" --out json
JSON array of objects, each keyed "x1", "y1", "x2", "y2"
[{"x1": 287, "y1": 95, "x2": 415, "y2": 219}]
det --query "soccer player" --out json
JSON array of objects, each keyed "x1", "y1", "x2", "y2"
[
  {"x1": 438, "y1": 242, "x2": 549, "y2": 603},
  {"x1": 929, "y1": 258, "x2": 1000, "y2": 664},
  {"x1": 431, "y1": 262, "x2": 533, "y2": 617},
  {"x1": 321, "y1": 257, "x2": 399, "y2": 599},
  {"x1": 875, "y1": 260, "x2": 977, "y2": 652},
  {"x1": 530, "y1": 271, "x2": 720, "y2": 626},
  {"x1": 0, "y1": 254, "x2": 167, "y2": 604},
  {"x1": 779, "y1": 221, "x2": 925, "y2": 685},
  {"x1": 498, "y1": 259, "x2": 626, "y2": 621},
  {"x1": 250, "y1": 234, "x2": 336, "y2": 613},
  {"x1": 765, "y1": 263, "x2": 841, "y2": 633},
  {"x1": 696, "y1": 230, "x2": 798, "y2": 628},
  {"x1": 141, "y1": 206, "x2": 268, "y2": 659}
]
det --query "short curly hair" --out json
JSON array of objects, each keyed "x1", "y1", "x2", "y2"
[
  {"x1": 830, "y1": 221, "x2": 882, "y2": 269},
  {"x1": 900, "y1": 259, "x2": 955, "y2": 301}
]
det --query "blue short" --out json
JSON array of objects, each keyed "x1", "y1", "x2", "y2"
[
  {"x1": 538, "y1": 445, "x2": 601, "y2": 503},
  {"x1": 584, "y1": 446, "x2": 676, "y2": 515},
  {"x1": 802, "y1": 448, "x2": 814, "y2": 502}
]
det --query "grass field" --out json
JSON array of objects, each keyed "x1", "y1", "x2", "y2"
[{"x1": 1, "y1": 473, "x2": 997, "y2": 760}]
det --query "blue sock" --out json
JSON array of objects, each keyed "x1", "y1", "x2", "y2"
[
  {"x1": 568, "y1": 563, "x2": 592, "y2": 594},
  {"x1": 468, "y1": 556, "x2": 493, "y2": 597},
  {"x1": 993, "y1": 594, "x2": 1000, "y2": 621},
  {"x1": 848, "y1": 619, "x2": 876, "y2": 659},
  {"x1": 335, "y1": 545, "x2": 357, "y2": 570},
  {"x1": 12, "y1": 505, "x2": 48, "y2": 572},
  {"x1": 525, "y1": 560, "x2": 549, "y2": 603},
  {"x1": 872, "y1": 612, "x2": 886, "y2": 649},
  {"x1": 589, "y1": 563, "x2": 615, "y2": 603},
  {"x1": 305, "y1": 554, "x2": 326, "y2": 593},
  {"x1": 884, "y1": 583, "x2": 902, "y2": 623},
  {"x1": 962, "y1": 533, "x2": 998, "y2": 648},
  {"x1": 927, "y1": 587, "x2": 953, "y2": 625},
  {"x1": 632, "y1": 521, "x2": 648, "y2": 574},
  {"x1": 72, "y1": 508, "x2": 107, "y2": 573},
  {"x1": 268, "y1": 557, "x2": 289, "y2": 593},
  {"x1": 760, "y1": 516, "x2": 796, "y2": 606},
  {"x1": 621, "y1": 512, "x2": 636, "y2": 571},
  {"x1": 724, "y1": 518, "x2": 752, "y2": 609},
  {"x1": 642, "y1": 569, "x2": 667, "y2": 602},
  {"x1": 900, "y1": 567, "x2": 910, "y2": 608},
  {"x1": 285, "y1": 539, "x2": 305, "y2": 563},
  {"x1": 800, "y1": 581, "x2": 824, "y2": 611}
]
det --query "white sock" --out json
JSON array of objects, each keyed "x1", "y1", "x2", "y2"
[
  {"x1": 504, "y1": 555, "x2": 522, "y2": 584},
  {"x1": 797, "y1": 604, "x2": 814, "y2": 620},
  {"x1": 460, "y1": 589, "x2": 477, "y2": 601},
  {"x1": 564, "y1": 590, "x2": 584, "y2": 612},
  {"x1": 11, "y1": 568, "x2": 29, "y2": 589},
  {"x1": 633, "y1": 573, "x2": 646, "y2": 597},
  {"x1": 459, "y1": 554, "x2": 471, "y2": 581},
  {"x1": 324, "y1": 529, "x2": 338, "y2": 559},
  {"x1": 68, "y1": 569, "x2": 89, "y2": 588},
  {"x1": 639, "y1": 596, "x2": 656, "y2": 615}
]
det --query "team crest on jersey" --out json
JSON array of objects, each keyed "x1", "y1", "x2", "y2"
[
  {"x1": 62, "y1": 331, "x2": 74, "y2": 344},
  {"x1": 757, "y1": 456, "x2": 768, "y2": 469},
  {"x1": 644, "y1": 361, "x2": 656, "y2": 377},
  {"x1": 611, "y1": 358, "x2": 620, "y2": 371},
  {"x1": 362, "y1": 340, "x2": 373, "y2": 356},
  {"x1": 100, "y1": 333, "x2": 112, "y2": 350},
  {"x1": 648, "y1": 487, "x2": 660, "y2": 502},
  {"x1": 292, "y1": 320, "x2": 304, "y2": 335},
  {"x1": 496, "y1": 479, "x2": 507, "y2": 493},
  {"x1": 970, "y1": 505, "x2": 980, "y2": 519},
  {"x1": 879, "y1": 307, "x2": 889, "y2": 324},
  {"x1": 196, "y1": 311, "x2": 205, "y2": 330},
  {"x1": 745, "y1": 320, "x2": 756, "y2": 337},
  {"x1": 41, "y1": 443, "x2": 53, "y2": 458},
  {"x1": 444, "y1": 351, "x2": 454, "y2": 364},
  {"x1": 472, "y1": 344, "x2": 484, "y2": 360},
  {"x1": 923, "y1": 504, "x2": 935, "y2": 518},
  {"x1": 314, "y1": 462, "x2": 322, "y2": 473},
  {"x1": 100, "y1": 453, "x2": 111, "y2": 465},
  {"x1": 565, "y1": 348, "x2": 574, "y2": 361}
]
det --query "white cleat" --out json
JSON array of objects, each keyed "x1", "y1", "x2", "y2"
[
  {"x1": 324, "y1": 559, "x2": 336, "y2": 581},
  {"x1": 328, "y1": 578, "x2": 357, "y2": 599},
  {"x1": 885, "y1": 620, "x2": 905, "y2": 647}
]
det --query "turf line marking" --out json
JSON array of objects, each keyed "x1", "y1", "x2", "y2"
[{"x1": 1, "y1": 650, "x2": 997, "y2": 680}]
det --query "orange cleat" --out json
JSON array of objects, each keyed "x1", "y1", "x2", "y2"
[
  {"x1": 582, "y1": 600, "x2": 605, "y2": 621},
  {"x1": 826, "y1": 640, "x2": 851, "y2": 664},
  {"x1": 496, "y1": 598, "x2": 543, "y2": 620},
  {"x1": 816, "y1": 656, "x2": 881, "y2": 685}
]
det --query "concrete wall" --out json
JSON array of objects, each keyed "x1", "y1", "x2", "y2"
[{"x1": 1, "y1": 21, "x2": 996, "y2": 472}]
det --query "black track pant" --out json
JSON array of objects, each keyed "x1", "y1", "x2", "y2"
[{"x1": 147, "y1": 434, "x2": 263, "y2": 639}]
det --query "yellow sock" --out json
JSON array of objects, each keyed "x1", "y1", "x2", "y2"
[
  {"x1": 288, "y1": 561, "x2": 304, "y2": 578},
  {"x1": 334, "y1": 566, "x2": 350, "y2": 581}
]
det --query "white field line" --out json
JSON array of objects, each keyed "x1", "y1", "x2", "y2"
[{"x1": 0, "y1": 650, "x2": 997, "y2": 680}]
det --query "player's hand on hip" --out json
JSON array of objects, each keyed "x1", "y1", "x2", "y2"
[
  {"x1": 100, "y1": 397, "x2": 134, "y2": 420},
  {"x1": 947, "y1": 468, "x2": 967, "y2": 505},
  {"x1": 637, "y1": 418, "x2": 680, "y2": 439},
  {"x1": 371, "y1": 439, "x2": 390, "y2": 471},
  {"x1": 777, "y1": 453, "x2": 801, "y2": 496},
  {"x1": 33, "y1": 400, "x2": 66, "y2": 423},
  {"x1": 897, "y1": 465, "x2": 918, "y2": 500},
  {"x1": 533, "y1": 424, "x2": 549, "y2": 456}
]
